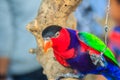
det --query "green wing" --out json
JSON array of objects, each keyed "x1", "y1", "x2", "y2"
[{"x1": 78, "y1": 32, "x2": 119, "y2": 66}]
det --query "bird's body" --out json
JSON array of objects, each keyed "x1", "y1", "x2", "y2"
[
  {"x1": 64, "y1": 29, "x2": 99, "y2": 74},
  {"x1": 42, "y1": 25, "x2": 120, "y2": 80},
  {"x1": 53, "y1": 29, "x2": 97, "y2": 71}
]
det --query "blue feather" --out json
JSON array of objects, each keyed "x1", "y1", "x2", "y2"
[{"x1": 101, "y1": 62, "x2": 120, "y2": 80}]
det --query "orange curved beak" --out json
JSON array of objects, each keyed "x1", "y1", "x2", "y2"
[{"x1": 43, "y1": 40, "x2": 53, "y2": 53}]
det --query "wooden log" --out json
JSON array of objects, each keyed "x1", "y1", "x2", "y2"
[{"x1": 27, "y1": 0, "x2": 82, "y2": 79}]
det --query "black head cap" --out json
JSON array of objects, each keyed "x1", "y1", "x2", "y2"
[{"x1": 42, "y1": 25, "x2": 62, "y2": 38}]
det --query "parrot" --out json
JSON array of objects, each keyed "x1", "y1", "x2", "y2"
[
  {"x1": 109, "y1": 26, "x2": 120, "y2": 63},
  {"x1": 42, "y1": 25, "x2": 120, "y2": 80}
]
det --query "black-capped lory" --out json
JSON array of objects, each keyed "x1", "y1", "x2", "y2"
[{"x1": 42, "y1": 25, "x2": 120, "y2": 80}]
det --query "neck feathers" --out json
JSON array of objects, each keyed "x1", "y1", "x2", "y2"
[{"x1": 66, "y1": 29, "x2": 80, "y2": 49}]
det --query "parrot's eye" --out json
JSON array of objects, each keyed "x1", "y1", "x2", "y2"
[{"x1": 53, "y1": 32, "x2": 60, "y2": 38}]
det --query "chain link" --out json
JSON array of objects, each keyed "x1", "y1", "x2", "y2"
[{"x1": 101, "y1": 0, "x2": 110, "y2": 55}]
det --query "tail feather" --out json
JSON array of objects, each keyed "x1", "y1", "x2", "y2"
[{"x1": 102, "y1": 62, "x2": 120, "y2": 80}]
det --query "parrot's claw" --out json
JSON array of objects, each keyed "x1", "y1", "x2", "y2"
[
  {"x1": 90, "y1": 54, "x2": 107, "y2": 67},
  {"x1": 55, "y1": 73, "x2": 84, "y2": 80}
]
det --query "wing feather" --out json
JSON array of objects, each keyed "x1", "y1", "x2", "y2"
[{"x1": 78, "y1": 32, "x2": 119, "y2": 66}]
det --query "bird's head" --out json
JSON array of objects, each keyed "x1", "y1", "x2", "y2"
[{"x1": 42, "y1": 25, "x2": 70, "y2": 53}]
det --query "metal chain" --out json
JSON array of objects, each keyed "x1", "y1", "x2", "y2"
[{"x1": 101, "y1": 0, "x2": 110, "y2": 55}]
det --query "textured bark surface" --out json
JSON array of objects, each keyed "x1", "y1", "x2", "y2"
[
  {"x1": 27, "y1": 0, "x2": 81, "y2": 79},
  {"x1": 26, "y1": 0, "x2": 106, "y2": 80}
]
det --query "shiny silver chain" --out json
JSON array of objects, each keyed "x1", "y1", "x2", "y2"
[{"x1": 101, "y1": 0, "x2": 110, "y2": 55}]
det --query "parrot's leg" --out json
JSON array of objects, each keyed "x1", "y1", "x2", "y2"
[
  {"x1": 55, "y1": 73, "x2": 84, "y2": 80},
  {"x1": 90, "y1": 53, "x2": 108, "y2": 67}
]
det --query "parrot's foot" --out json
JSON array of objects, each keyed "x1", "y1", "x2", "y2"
[
  {"x1": 90, "y1": 54, "x2": 107, "y2": 67},
  {"x1": 55, "y1": 73, "x2": 84, "y2": 80}
]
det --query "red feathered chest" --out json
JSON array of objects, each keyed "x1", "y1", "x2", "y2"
[{"x1": 53, "y1": 41, "x2": 100, "y2": 67}]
